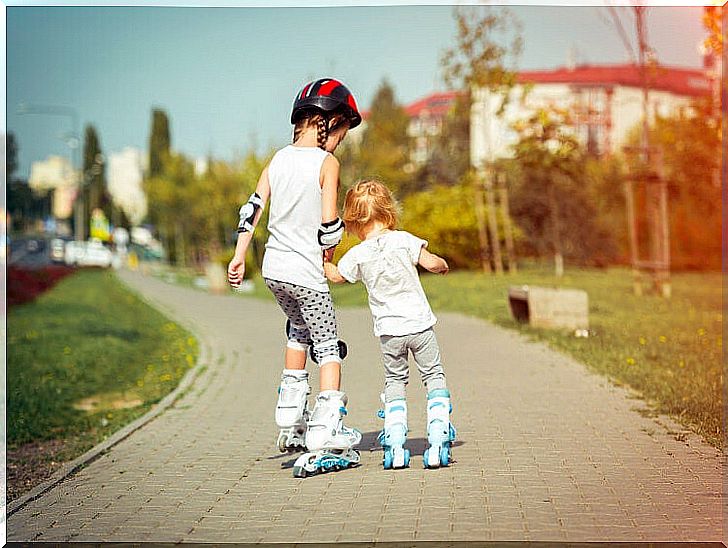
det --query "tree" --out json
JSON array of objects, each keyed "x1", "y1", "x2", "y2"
[
  {"x1": 509, "y1": 107, "x2": 618, "y2": 272},
  {"x1": 149, "y1": 108, "x2": 171, "y2": 178},
  {"x1": 439, "y1": 6, "x2": 523, "y2": 273},
  {"x1": 82, "y1": 125, "x2": 108, "y2": 227},
  {"x1": 441, "y1": 6, "x2": 522, "y2": 95},
  {"x1": 342, "y1": 80, "x2": 413, "y2": 196},
  {"x1": 6, "y1": 132, "x2": 18, "y2": 184},
  {"x1": 144, "y1": 153, "x2": 194, "y2": 265},
  {"x1": 626, "y1": 99, "x2": 721, "y2": 270},
  {"x1": 703, "y1": 6, "x2": 722, "y2": 55},
  {"x1": 416, "y1": 94, "x2": 469, "y2": 188},
  {"x1": 400, "y1": 183, "x2": 483, "y2": 269}
]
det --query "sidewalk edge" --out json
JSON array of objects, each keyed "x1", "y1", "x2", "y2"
[{"x1": 5, "y1": 270, "x2": 210, "y2": 518}]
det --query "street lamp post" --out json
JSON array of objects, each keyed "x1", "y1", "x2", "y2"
[{"x1": 17, "y1": 102, "x2": 83, "y2": 240}]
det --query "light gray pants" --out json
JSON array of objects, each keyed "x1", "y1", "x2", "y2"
[{"x1": 379, "y1": 328, "x2": 447, "y2": 402}]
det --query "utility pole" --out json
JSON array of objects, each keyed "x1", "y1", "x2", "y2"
[{"x1": 635, "y1": 7, "x2": 670, "y2": 298}]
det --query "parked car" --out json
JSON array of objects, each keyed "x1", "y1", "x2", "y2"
[
  {"x1": 65, "y1": 239, "x2": 115, "y2": 268},
  {"x1": 50, "y1": 238, "x2": 66, "y2": 263}
]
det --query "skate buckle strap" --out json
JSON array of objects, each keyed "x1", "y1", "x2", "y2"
[{"x1": 339, "y1": 406, "x2": 347, "y2": 416}]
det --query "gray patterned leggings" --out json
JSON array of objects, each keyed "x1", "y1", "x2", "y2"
[
  {"x1": 265, "y1": 278, "x2": 342, "y2": 365},
  {"x1": 380, "y1": 328, "x2": 447, "y2": 402}
]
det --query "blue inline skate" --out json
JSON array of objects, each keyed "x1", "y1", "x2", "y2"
[
  {"x1": 377, "y1": 396, "x2": 410, "y2": 469},
  {"x1": 423, "y1": 389, "x2": 456, "y2": 469}
]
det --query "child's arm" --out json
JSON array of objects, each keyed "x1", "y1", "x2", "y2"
[
  {"x1": 418, "y1": 248, "x2": 449, "y2": 274},
  {"x1": 320, "y1": 155, "x2": 342, "y2": 262},
  {"x1": 323, "y1": 261, "x2": 347, "y2": 284},
  {"x1": 227, "y1": 167, "x2": 271, "y2": 287}
]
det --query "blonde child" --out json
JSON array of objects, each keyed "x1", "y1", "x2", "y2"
[
  {"x1": 228, "y1": 79, "x2": 362, "y2": 477},
  {"x1": 323, "y1": 179, "x2": 456, "y2": 469}
]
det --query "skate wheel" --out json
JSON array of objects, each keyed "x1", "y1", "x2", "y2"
[
  {"x1": 392, "y1": 447, "x2": 408, "y2": 469},
  {"x1": 383, "y1": 450, "x2": 393, "y2": 470},
  {"x1": 440, "y1": 445, "x2": 451, "y2": 467},
  {"x1": 424, "y1": 446, "x2": 441, "y2": 469},
  {"x1": 293, "y1": 465, "x2": 307, "y2": 478},
  {"x1": 277, "y1": 432, "x2": 288, "y2": 453},
  {"x1": 404, "y1": 448, "x2": 411, "y2": 468}
]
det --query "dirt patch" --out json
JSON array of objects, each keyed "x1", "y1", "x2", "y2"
[
  {"x1": 73, "y1": 391, "x2": 144, "y2": 412},
  {"x1": 7, "y1": 437, "x2": 89, "y2": 503}
]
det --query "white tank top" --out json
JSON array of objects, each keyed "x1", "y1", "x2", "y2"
[{"x1": 262, "y1": 144, "x2": 330, "y2": 292}]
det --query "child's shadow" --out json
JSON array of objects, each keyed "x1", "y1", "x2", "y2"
[{"x1": 272, "y1": 430, "x2": 464, "y2": 469}]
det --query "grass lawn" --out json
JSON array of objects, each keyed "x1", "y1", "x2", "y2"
[
  {"x1": 229, "y1": 263, "x2": 721, "y2": 448},
  {"x1": 7, "y1": 269, "x2": 198, "y2": 500}
]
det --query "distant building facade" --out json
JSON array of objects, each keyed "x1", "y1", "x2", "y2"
[
  {"x1": 107, "y1": 147, "x2": 148, "y2": 226},
  {"x1": 28, "y1": 155, "x2": 78, "y2": 219},
  {"x1": 400, "y1": 63, "x2": 712, "y2": 167}
]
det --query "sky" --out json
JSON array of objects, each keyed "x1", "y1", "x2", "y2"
[{"x1": 7, "y1": 4, "x2": 709, "y2": 179}]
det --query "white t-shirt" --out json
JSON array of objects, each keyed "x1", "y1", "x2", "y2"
[
  {"x1": 337, "y1": 230, "x2": 437, "y2": 337},
  {"x1": 262, "y1": 145, "x2": 330, "y2": 292}
]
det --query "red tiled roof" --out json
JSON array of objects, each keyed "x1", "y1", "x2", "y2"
[
  {"x1": 368, "y1": 64, "x2": 710, "y2": 122},
  {"x1": 517, "y1": 63, "x2": 711, "y2": 97},
  {"x1": 403, "y1": 91, "x2": 463, "y2": 118}
]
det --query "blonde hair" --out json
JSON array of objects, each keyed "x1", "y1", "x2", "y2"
[
  {"x1": 343, "y1": 179, "x2": 398, "y2": 238},
  {"x1": 292, "y1": 110, "x2": 349, "y2": 150}
]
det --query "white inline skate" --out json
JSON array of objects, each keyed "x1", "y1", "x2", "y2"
[
  {"x1": 292, "y1": 390, "x2": 361, "y2": 478},
  {"x1": 377, "y1": 395, "x2": 410, "y2": 469},
  {"x1": 275, "y1": 369, "x2": 310, "y2": 453},
  {"x1": 423, "y1": 388, "x2": 456, "y2": 469}
]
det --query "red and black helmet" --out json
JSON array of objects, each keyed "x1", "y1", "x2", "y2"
[{"x1": 291, "y1": 78, "x2": 362, "y2": 129}]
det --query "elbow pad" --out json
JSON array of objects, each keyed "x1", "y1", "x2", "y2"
[
  {"x1": 318, "y1": 217, "x2": 344, "y2": 249},
  {"x1": 237, "y1": 193, "x2": 263, "y2": 233}
]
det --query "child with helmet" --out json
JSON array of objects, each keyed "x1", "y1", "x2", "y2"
[
  {"x1": 227, "y1": 78, "x2": 363, "y2": 477},
  {"x1": 323, "y1": 179, "x2": 456, "y2": 470}
]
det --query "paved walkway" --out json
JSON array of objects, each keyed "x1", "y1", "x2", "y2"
[{"x1": 7, "y1": 270, "x2": 723, "y2": 543}]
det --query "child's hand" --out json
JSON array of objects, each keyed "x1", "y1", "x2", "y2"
[
  {"x1": 227, "y1": 256, "x2": 245, "y2": 287},
  {"x1": 323, "y1": 261, "x2": 346, "y2": 284},
  {"x1": 418, "y1": 248, "x2": 449, "y2": 275},
  {"x1": 323, "y1": 261, "x2": 336, "y2": 280}
]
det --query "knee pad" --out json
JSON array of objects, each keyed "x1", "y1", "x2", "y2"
[{"x1": 309, "y1": 339, "x2": 348, "y2": 365}]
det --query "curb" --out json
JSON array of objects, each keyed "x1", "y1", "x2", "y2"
[{"x1": 5, "y1": 270, "x2": 211, "y2": 518}]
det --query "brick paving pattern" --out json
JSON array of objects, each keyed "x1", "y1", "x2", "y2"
[{"x1": 7, "y1": 270, "x2": 723, "y2": 542}]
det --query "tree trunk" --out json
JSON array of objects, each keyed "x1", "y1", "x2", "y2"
[
  {"x1": 485, "y1": 167, "x2": 503, "y2": 275},
  {"x1": 498, "y1": 176, "x2": 517, "y2": 274},
  {"x1": 175, "y1": 221, "x2": 186, "y2": 267},
  {"x1": 548, "y1": 181, "x2": 564, "y2": 278},
  {"x1": 473, "y1": 171, "x2": 492, "y2": 274}
]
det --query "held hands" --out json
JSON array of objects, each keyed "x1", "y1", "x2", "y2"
[
  {"x1": 323, "y1": 260, "x2": 346, "y2": 284},
  {"x1": 227, "y1": 256, "x2": 245, "y2": 288},
  {"x1": 323, "y1": 261, "x2": 337, "y2": 282}
]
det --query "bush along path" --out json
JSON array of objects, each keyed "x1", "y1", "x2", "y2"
[
  {"x1": 6, "y1": 269, "x2": 198, "y2": 503},
  {"x1": 6, "y1": 269, "x2": 721, "y2": 543},
  {"x1": 7, "y1": 265, "x2": 76, "y2": 307}
]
